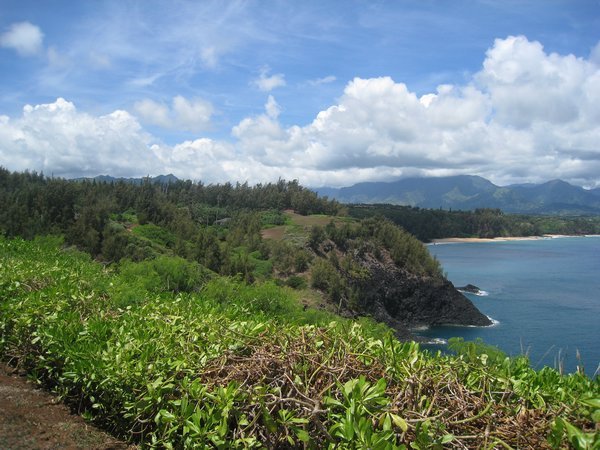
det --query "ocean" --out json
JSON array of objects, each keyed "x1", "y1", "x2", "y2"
[{"x1": 422, "y1": 236, "x2": 600, "y2": 375}]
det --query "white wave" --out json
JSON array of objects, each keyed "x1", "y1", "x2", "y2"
[
  {"x1": 487, "y1": 316, "x2": 500, "y2": 326},
  {"x1": 423, "y1": 338, "x2": 448, "y2": 345},
  {"x1": 411, "y1": 325, "x2": 430, "y2": 331},
  {"x1": 458, "y1": 288, "x2": 489, "y2": 296}
]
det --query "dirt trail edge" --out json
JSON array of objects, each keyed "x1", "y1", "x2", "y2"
[{"x1": 0, "y1": 363, "x2": 131, "y2": 450}]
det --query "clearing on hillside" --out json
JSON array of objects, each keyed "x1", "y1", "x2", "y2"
[{"x1": 261, "y1": 210, "x2": 349, "y2": 242}]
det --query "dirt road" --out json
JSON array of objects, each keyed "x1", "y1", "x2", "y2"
[{"x1": 0, "y1": 363, "x2": 130, "y2": 450}]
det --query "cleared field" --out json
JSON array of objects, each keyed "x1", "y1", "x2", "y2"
[{"x1": 261, "y1": 210, "x2": 348, "y2": 241}]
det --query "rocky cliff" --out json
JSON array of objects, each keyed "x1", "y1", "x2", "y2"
[
  {"x1": 316, "y1": 240, "x2": 492, "y2": 340},
  {"x1": 354, "y1": 252, "x2": 491, "y2": 338}
]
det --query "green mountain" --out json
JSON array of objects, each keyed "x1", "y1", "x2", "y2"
[{"x1": 316, "y1": 176, "x2": 600, "y2": 214}]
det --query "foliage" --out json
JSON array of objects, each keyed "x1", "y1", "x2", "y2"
[
  {"x1": 0, "y1": 167, "x2": 343, "y2": 259},
  {"x1": 350, "y1": 204, "x2": 600, "y2": 241},
  {"x1": 132, "y1": 224, "x2": 176, "y2": 248},
  {"x1": 119, "y1": 255, "x2": 213, "y2": 292},
  {"x1": 1, "y1": 237, "x2": 599, "y2": 448},
  {"x1": 285, "y1": 275, "x2": 307, "y2": 290}
]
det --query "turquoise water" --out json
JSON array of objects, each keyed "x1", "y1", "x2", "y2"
[{"x1": 423, "y1": 236, "x2": 600, "y2": 375}]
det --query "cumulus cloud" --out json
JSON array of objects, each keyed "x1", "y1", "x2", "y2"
[
  {"x1": 134, "y1": 95, "x2": 214, "y2": 132},
  {"x1": 0, "y1": 97, "x2": 270, "y2": 183},
  {"x1": 252, "y1": 66, "x2": 286, "y2": 92},
  {"x1": 1, "y1": 36, "x2": 599, "y2": 188},
  {"x1": 133, "y1": 99, "x2": 171, "y2": 128},
  {"x1": 478, "y1": 36, "x2": 592, "y2": 128},
  {"x1": 0, "y1": 98, "x2": 157, "y2": 178},
  {"x1": 0, "y1": 21, "x2": 44, "y2": 56},
  {"x1": 232, "y1": 36, "x2": 600, "y2": 187}
]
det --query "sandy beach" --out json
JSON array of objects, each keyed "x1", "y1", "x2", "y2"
[{"x1": 429, "y1": 234, "x2": 598, "y2": 244}]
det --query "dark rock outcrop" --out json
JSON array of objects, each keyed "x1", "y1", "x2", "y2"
[
  {"x1": 347, "y1": 251, "x2": 492, "y2": 339},
  {"x1": 456, "y1": 284, "x2": 482, "y2": 294}
]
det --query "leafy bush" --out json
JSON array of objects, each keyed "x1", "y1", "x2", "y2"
[
  {"x1": 285, "y1": 275, "x2": 307, "y2": 290},
  {"x1": 260, "y1": 209, "x2": 286, "y2": 227},
  {"x1": 131, "y1": 224, "x2": 176, "y2": 248},
  {"x1": 1, "y1": 236, "x2": 598, "y2": 449},
  {"x1": 115, "y1": 255, "x2": 213, "y2": 298}
]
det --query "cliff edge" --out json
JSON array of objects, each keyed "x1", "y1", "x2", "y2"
[{"x1": 314, "y1": 238, "x2": 492, "y2": 339}]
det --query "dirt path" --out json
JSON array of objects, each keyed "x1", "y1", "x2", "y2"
[{"x1": 0, "y1": 363, "x2": 131, "y2": 450}]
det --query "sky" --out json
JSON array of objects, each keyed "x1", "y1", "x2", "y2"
[{"x1": 0, "y1": 0, "x2": 599, "y2": 188}]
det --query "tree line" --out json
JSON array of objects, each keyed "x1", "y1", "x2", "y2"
[
  {"x1": 0, "y1": 167, "x2": 342, "y2": 259},
  {"x1": 348, "y1": 204, "x2": 600, "y2": 241}
]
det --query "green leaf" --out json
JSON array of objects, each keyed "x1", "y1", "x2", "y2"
[
  {"x1": 344, "y1": 414, "x2": 355, "y2": 440},
  {"x1": 562, "y1": 419, "x2": 595, "y2": 450},
  {"x1": 296, "y1": 429, "x2": 310, "y2": 443},
  {"x1": 441, "y1": 434, "x2": 455, "y2": 444},
  {"x1": 390, "y1": 413, "x2": 408, "y2": 433},
  {"x1": 579, "y1": 398, "x2": 600, "y2": 409},
  {"x1": 381, "y1": 413, "x2": 392, "y2": 431},
  {"x1": 156, "y1": 409, "x2": 177, "y2": 424}
]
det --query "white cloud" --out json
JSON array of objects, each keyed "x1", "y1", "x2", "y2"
[
  {"x1": 231, "y1": 36, "x2": 600, "y2": 187},
  {"x1": 264, "y1": 95, "x2": 281, "y2": 119},
  {"x1": 133, "y1": 99, "x2": 171, "y2": 128},
  {"x1": 134, "y1": 95, "x2": 214, "y2": 132},
  {"x1": 308, "y1": 75, "x2": 337, "y2": 85},
  {"x1": 0, "y1": 21, "x2": 44, "y2": 56},
  {"x1": 591, "y1": 42, "x2": 600, "y2": 65},
  {"x1": 252, "y1": 66, "x2": 286, "y2": 92},
  {"x1": 478, "y1": 36, "x2": 593, "y2": 128},
  {"x1": 172, "y1": 95, "x2": 214, "y2": 131},
  {"x1": 1, "y1": 36, "x2": 599, "y2": 189},
  {"x1": 0, "y1": 98, "x2": 157, "y2": 178}
]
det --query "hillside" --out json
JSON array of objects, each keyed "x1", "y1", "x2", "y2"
[
  {"x1": 1, "y1": 237, "x2": 598, "y2": 448},
  {"x1": 0, "y1": 167, "x2": 487, "y2": 338},
  {"x1": 1, "y1": 167, "x2": 599, "y2": 447},
  {"x1": 347, "y1": 205, "x2": 600, "y2": 242},
  {"x1": 260, "y1": 211, "x2": 491, "y2": 338},
  {"x1": 316, "y1": 176, "x2": 600, "y2": 215}
]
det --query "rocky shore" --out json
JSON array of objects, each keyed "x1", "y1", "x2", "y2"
[{"x1": 317, "y1": 242, "x2": 493, "y2": 340}]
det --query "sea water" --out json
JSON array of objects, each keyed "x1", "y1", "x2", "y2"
[{"x1": 422, "y1": 236, "x2": 600, "y2": 375}]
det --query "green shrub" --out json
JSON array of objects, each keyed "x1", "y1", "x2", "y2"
[
  {"x1": 109, "y1": 256, "x2": 214, "y2": 308},
  {"x1": 1, "y1": 236, "x2": 598, "y2": 449},
  {"x1": 285, "y1": 275, "x2": 307, "y2": 290},
  {"x1": 132, "y1": 224, "x2": 176, "y2": 248}
]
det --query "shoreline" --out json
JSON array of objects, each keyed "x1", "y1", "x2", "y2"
[{"x1": 429, "y1": 234, "x2": 600, "y2": 244}]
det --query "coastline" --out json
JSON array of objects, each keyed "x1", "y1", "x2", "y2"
[{"x1": 429, "y1": 234, "x2": 600, "y2": 244}]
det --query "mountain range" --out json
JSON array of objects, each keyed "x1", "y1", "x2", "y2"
[{"x1": 315, "y1": 176, "x2": 600, "y2": 215}]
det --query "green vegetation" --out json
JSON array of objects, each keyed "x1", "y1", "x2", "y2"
[
  {"x1": 1, "y1": 237, "x2": 598, "y2": 448},
  {"x1": 1, "y1": 168, "x2": 599, "y2": 447},
  {"x1": 349, "y1": 204, "x2": 600, "y2": 241}
]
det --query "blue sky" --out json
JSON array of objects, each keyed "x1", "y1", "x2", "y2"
[{"x1": 1, "y1": 0, "x2": 599, "y2": 187}]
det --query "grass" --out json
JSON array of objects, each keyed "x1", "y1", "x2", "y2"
[
  {"x1": 1, "y1": 236, "x2": 598, "y2": 449},
  {"x1": 261, "y1": 210, "x2": 350, "y2": 244}
]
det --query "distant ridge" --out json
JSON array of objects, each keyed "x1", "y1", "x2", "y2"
[
  {"x1": 315, "y1": 175, "x2": 600, "y2": 215},
  {"x1": 74, "y1": 174, "x2": 179, "y2": 185}
]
